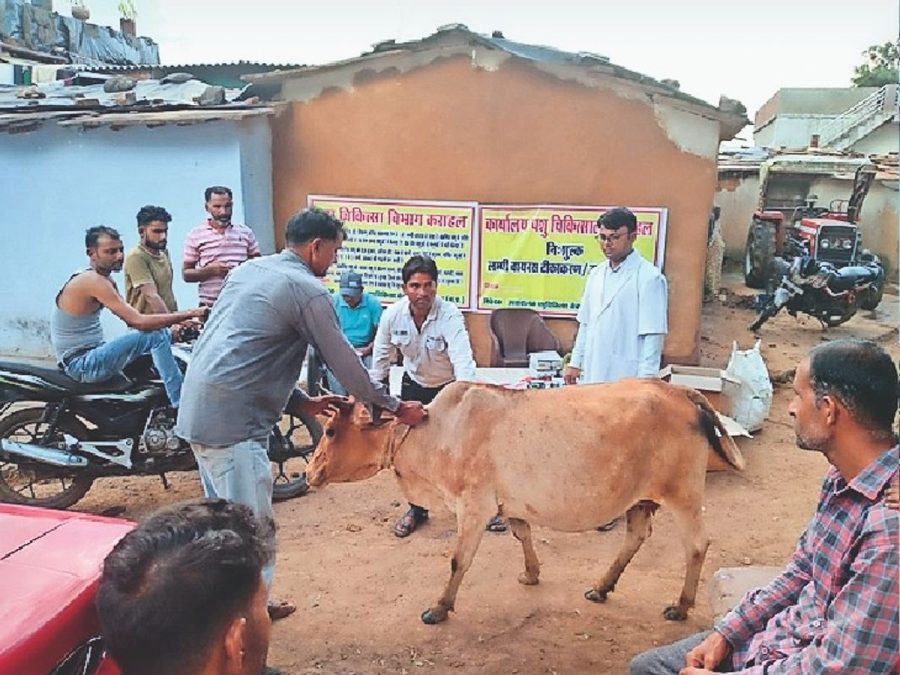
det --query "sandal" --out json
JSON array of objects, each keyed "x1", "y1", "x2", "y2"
[
  {"x1": 267, "y1": 599, "x2": 296, "y2": 621},
  {"x1": 485, "y1": 515, "x2": 507, "y2": 533},
  {"x1": 393, "y1": 507, "x2": 427, "y2": 538}
]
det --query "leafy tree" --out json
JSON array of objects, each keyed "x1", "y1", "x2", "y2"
[{"x1": 852, "y1": 41, "x2": 899, "y2": 87}]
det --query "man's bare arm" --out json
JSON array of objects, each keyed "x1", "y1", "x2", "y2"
[
  {"x1": 92, "y1": 276, "x2": 203, "y2": 330},
  {"x1": 137, "y1": 283, "x2": 170, "y2": 314}
]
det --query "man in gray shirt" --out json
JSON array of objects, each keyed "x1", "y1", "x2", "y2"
[{"x1": 176, "y1": 208, "x2": 427, "y2": 623}]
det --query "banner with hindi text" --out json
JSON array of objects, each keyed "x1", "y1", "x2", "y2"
[
  {"x1": 477, "y1": 205, "x2": 667, "y2": 315},
  {"x1": 307, "y1": 196, "x2": 477, "y2": 307}
]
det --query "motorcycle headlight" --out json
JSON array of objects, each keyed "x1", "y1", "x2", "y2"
[
  {"x1": 820, "y1": 239, "x2": 830, "y2": 249},
  {"x1": 842, "y1": 239, "x2": 852, "y2": 249}
]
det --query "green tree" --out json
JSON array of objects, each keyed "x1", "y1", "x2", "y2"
[{"x1": 852, "y1": 41, "x2": 899, "y2": 87}]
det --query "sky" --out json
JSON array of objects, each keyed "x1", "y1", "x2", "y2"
[{"x1": 69, "y1": 0, "x2": 897, "y2": 142}]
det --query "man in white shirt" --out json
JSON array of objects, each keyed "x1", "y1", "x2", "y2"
[
  {"x1": 371, "y1": 255, "x2": 506, "y2": 537},
  {"x1": 563, "y1": 207, "x2": 668, "y2": 530}
]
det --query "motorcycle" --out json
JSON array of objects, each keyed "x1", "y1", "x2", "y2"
[
  {"x1": 0, "y1": 341, "x2": 322, "y2": 510},
  {"x1": 749, "y1": 254, "x2": 885, "y2": 331}
]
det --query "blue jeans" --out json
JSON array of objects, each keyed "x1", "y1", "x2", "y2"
[
  {"x1": 191, "y1": 437, "x2": 277, "y2": 589},
  {"x1": 630, "y1": 631, "x2": 735, "y2": 674},
  {"x1": 64, "y1": 329, "x2": 183, "y2": 407},
  {"x1": 325, "y1": 353, "x2": 372, "y2": 395}
]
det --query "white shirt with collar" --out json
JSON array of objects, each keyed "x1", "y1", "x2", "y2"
[
  {"x1": 370, "y1": 295, "x2": 477, "y2": 388},
  {"x1": 569, "y1": 250, "x2": 668, "y2": 383}
]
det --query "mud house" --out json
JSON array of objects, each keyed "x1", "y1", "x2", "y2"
[{"x1": 246, "y1": 25, "x2": 747, "y2": 365}]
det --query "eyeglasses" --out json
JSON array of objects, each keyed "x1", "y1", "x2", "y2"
[{"x1": 598, "y1": 232, "x2": 627, "y2": 243}]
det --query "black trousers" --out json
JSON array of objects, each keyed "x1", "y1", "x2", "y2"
[{"x1": 401, "y1": 373, "x2": 447, "y2": 518}]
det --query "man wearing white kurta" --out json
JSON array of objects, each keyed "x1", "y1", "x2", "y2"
[{"x1": 564, "y1": 207, "x2": 668, "y2": 529}]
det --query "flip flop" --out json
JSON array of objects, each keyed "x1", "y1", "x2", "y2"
[
  {"x1": 393, "y1": 509, "x2": 427, "y2": 537},
  {"x1": 267, "y1": 599, "x2": 296, "y2": 621}
]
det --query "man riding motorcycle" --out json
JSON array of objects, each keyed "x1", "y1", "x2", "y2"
[{"x1": 52, "y1": 225, "x2": 206, "y2": 407}]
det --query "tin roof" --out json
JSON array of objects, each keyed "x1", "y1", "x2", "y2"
[{"x1": 0, "y1": 76, "x2": 275, "y2": 132}]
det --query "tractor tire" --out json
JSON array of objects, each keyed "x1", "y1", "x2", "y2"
[{"x1": 744, "y1": 219, "x2": 776, "y2": 289}]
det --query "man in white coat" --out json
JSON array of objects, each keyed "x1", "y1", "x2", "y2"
[{"x1": 563, "y1": 207, "x2": 668, "y2": 529}]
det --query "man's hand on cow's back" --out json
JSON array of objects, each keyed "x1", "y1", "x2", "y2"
[
  {"x1": 563, "y1": 365, "x2": 581, "y2": 385},
  {"x1": 395, "y1": 401, "x2": 427, "y2": 426}
]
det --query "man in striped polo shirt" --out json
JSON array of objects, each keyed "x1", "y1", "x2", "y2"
[{"x1": 182, "y1": 186, "x2": 261, "y2": 306}]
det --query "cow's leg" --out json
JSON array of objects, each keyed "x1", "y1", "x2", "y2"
[
  {"x1": 585, "y1": 501, "x2": 657, "y2": 603},
  {"x1": 662, "y1": 501, "x2": 709, "y2": 621},
  {"x1": 507, "y1": 517, "x2": 540, "y2": 585},
  {"x1": 421, "y1": 496, "x2": 494, "y2": 625}
]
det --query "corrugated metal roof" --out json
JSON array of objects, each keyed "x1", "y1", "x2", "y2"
[
  {"x1": 0, "y1": 76, "x2": 277, "y2": 132},
  {"x1": 0, "y1": 106, "x2": 274, "y2": 132},
  {"x1": 0, "y1": 78, "x2": 242, "y2": 110},
  {"x1": 94, "y1": 60, "x2": 303, "y2": 73}
]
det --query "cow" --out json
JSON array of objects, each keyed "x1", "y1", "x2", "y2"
[{"x1": 306, "y1": 378, "x2": 744, "y2": 625}]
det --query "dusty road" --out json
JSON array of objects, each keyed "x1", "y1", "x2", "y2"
[{"x1": 70, "y1": 276, "x2": 898, "y2": 674}]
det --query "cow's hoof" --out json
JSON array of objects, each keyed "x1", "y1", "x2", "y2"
[
  {"x1": 421, "y1": 607, "x2": 448, "y2": 624},
  {"x1": 662, "y1": 605, "x2": 688, "y2": 621},
  {"x1": 584, "y1": 588, "x2": 608, "y2": 603},
  {"x1": 518, "y1": 572, "x2": 539, "y2": 586}
]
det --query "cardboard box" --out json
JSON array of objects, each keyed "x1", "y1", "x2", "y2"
[{"x1": 658, "y1": 365, "x2": 744, "y2": 472}]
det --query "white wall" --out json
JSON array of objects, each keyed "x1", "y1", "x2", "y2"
[
  {"x1": 0, "y1": 118, "x2": 272, "y2": 358},
  {"x1": 238, "y1": 115, "x2": 276, "y2": 254},
  {"x1": 753, "y1": 114, "x2": 832, "y2": 148},
  {"x1": 715, "y1": 172, "x2": 760, "y2": 257},
  {"x1": 850, "y1": 121, "x2": 900, "y2": 155}
]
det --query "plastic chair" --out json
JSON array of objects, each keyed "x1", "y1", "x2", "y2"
[{"x1": 489, "y1": 308, "x2": 561, "y2": 367}]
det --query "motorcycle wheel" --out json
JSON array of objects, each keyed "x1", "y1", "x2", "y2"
[
  {"x1": 270, "y1": 413, "x2": 323, "y2": 502},
  {"x1": 0, "y1": 408, "x2": 94, "y2": 509},
  {"x1": 858, "y1": 281, "x2": 884, "y2": 311}
]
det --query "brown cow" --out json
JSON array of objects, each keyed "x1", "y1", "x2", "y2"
[{"x1": 306, "y1": 378, "x2": 744, "y2": 624}]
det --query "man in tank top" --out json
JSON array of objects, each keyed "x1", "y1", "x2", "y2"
[{"x1": 51, "y1": 226, "x2": 206, "y2": 407}]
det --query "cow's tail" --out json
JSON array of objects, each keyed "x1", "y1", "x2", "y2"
[{"x1": 685, "y1": 388, "x2": 745, "y2": 471}]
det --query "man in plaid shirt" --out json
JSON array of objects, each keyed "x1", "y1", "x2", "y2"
[{"x1": 631, "y1": 339, "x2": 898, "y2": 674}]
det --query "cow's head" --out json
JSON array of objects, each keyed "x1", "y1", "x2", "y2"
[{"x1": 305, "y1": 400, "x2": 396, "y2": 487}]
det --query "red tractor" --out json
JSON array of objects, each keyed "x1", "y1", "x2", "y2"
[{"x1": 743, "y1": 156, "x2": 884, "y2": 311}]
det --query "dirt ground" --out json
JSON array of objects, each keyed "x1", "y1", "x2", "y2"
[{"x1": 71, "y1": 270, "x2": 899, "y2": 675}]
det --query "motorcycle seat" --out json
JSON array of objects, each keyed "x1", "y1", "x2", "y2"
[
  {"x1": 827, "y1": 266, "x2": 877, "y2": 292},
  {"x1": 0, "y1": 360, "x2": 133, "y2": 394}
]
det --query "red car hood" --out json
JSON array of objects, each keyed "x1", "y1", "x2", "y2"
[{"x1": 0, "y1": 505, "x2": 133, "y2": 675}]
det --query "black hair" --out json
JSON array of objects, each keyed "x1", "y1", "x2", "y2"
[
  {"x1": 808, "y1": 340, "x2": 899, "y2": 438},
  {"x1": 136, "y1": 205, "x2": 172, "y2": 229},
  {"x1": 204, "y1": 185, "x2": 233, "y2": 202},
  {"x1": 97, "y1": 499, "x2": 274, "y2": 675},
  {"x1": 401, "y1": 254, "x2": 439, "y2": 284},
  {"x1": 85, "y1": 225, "x2": 121, "y2": 249},
  {"x1": 598, "y1": 207, "x2": 637, "y2": 234},
  {"x1": 284, "y1": 208, "x2": 345, "y2": 245}
]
